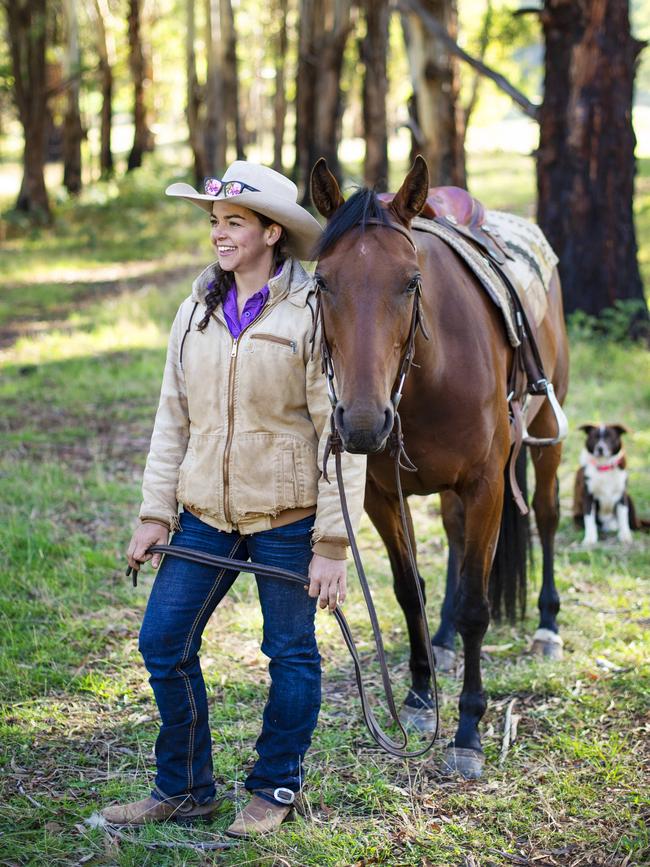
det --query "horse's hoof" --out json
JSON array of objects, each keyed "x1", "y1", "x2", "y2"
[
  {"x1": 441, "y1": 746, "x2": 485, "y2": 780},
  {"x1": 399, "y1": 688, "x2": 438, "y2": 733},
  {"x1": 531, "y1": 628, "x2": 563, "y2": 660},
  {"x1": 399, "y1": 702, "x2": 438, "y2": 733},
  {"x1": 432, "y1": 645, "x2": 456, "y2": 673}
]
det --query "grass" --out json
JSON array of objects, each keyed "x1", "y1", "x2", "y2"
[{"x1": 0, "y1": 150, "x2": 648, "y2": 866}]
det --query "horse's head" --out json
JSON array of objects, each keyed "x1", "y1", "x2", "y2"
[{"x1": 310, "y1": 156, "x2": 430, "y2": 453}]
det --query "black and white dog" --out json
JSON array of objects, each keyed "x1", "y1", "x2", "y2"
[{"x1": 573, "y1": 424, "x2": 635, "y2": 545}]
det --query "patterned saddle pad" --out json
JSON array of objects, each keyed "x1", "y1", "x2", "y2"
[{"x1": 411, "y1": 210, "x2": 558, "y2": 347}]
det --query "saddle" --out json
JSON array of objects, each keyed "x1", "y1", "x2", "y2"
[{"x1": 378, "y1": 186, "x2": 512, "y2": 265}]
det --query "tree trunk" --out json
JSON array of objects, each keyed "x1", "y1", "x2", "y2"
[
  {"x1": 295, "y1": 0, "x2": 353, "y2": 202},
  {"x1": 186, "y1": 0, "x2": 207, "y2": 184},
  {"x1": 294, "y1": 0, "x2": 316, "y2": 191},
  {"x1": 90, "y1": 0, "x2": 115, "y2": 177},
  {"x1": 537, "y1": 0, "x2": 647, "y2": 323},
  {"x1": 204, "y1": 0, "x2": 226, "y2": 174},
  {"x1": 403, "y1": 0, "x2": 466, "y2": 187},
  {"x1": 62, "y1": 0, "x2": 83, "y2": 193},
  {"x1": 272, "y1": 0, "x2": 288, "y2": 172},
  {"x1": 220, "y1": 0, "x2": 244, "y2": 160},
  {"x1": 127, "y1": 0, "x2": 154, "y2": 171},
  {"x1": 360, "y1": 0, "x2": 389, "y2": 189},
  {"x1": 5, "y1": 0, "x2": 50, "y2": 218}
]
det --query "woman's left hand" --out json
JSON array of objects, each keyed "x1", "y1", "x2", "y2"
[{"x1": 308, "y1": 554, "x2": 347, "y2": 612}]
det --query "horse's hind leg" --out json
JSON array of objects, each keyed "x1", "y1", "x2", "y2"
[
  {"x1": 430, "y1": 491, "x2": 464, "y2": 672},
  {"x1": 528, "y1": 417, "x2": 564, "y2": 659},
  {"x1": 443, "y1": 472, "x2": 503, "y2": 780},
  {"x1": 364, "y1": 475, "x2": 436, "y2": 731}
]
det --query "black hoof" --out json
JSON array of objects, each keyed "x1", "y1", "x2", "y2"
[
  {"x1": 432, "y1": 645, "x2": 457, "y2": 673},
  {"x1": 399, "y1": 688, "x2": 438, "y2": 733},
  {"x1": 441, "y1": 746, "x2": 484, "y2": 780}
]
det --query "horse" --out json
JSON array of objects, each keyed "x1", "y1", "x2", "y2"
[{"x1": 310, "y1": 156, "x2": 569, "y2": 778}]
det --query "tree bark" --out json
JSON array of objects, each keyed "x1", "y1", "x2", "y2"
[
  {"x1": 360, "y1": 0, "x2": 389, "y2": 189},
  {"x1": 90, "y1": 0, "x2": 115, "y2": 177},
  {"x1": 220, "y1": 0, "x2": 244, "y2": 160},
  {"x1": 403, "y1": 0, "x2": 465, "y2": 187},
  {"x1": 295, "y1": 0, "x2": 353, "y2": 201},
  {"x1": 186, "y1": 0, "x2": 207, "y2": 184},
  {"x1": 62, "y1": 0, "x2": 83, "y2": 193},
  {"x1": 5, "y1": 0, "x2": 50, "y2": 217},
  {"x1": 127, "y1": 0, "x2": 154, "y2": 171},
  {"x1": 272, "y1": 0, "x2": 288, "y2": 173},
  {"x1": 204, "y1": 0, "x2": 226, "y2": 174},
  {"x1": 537, "y1": 0, "x2": 647, "y2": 322}
]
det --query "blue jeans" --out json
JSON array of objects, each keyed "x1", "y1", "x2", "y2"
[{"x1": 138, "y1": 509, "x2": 320, "y2": 805}]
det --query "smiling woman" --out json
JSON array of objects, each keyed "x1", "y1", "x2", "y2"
[{"x1": 99, "y1": 161, "x2": 367, "y2": 837}]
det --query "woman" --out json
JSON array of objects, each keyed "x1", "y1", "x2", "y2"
[{"x1": 100, "y1": 162, "x2": 366, "y2": 836}]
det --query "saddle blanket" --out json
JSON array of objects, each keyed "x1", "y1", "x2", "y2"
[{"x1": 412, "y1": 211, "x2": 558, "y2": 347}]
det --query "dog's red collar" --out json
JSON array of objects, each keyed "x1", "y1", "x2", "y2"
[{"x1": 588, "y1": 450, "x2": 626, "y2": 472}]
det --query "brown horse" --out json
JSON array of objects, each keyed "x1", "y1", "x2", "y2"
[{"x1": 310, "y1": 157, "x2": 569, "y2": 778}]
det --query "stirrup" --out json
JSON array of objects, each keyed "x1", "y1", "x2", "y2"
[{"x1": 522, "y1": 381, "x2": 568, "y2": 447}]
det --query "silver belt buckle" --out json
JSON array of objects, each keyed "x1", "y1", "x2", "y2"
[{"x1": 273, "y1": 787, "x2": 295, "y2": 805}]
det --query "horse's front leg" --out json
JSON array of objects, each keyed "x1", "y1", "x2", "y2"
[
  {"x1": 430, "y1": 491, "x2": 464, "y2": 673},
  {"x1": 443, "y1": 471, "x2": 504, "y2": 780},
  {"x1": 364, "y1": 475, "x2": 436, "y2": 732}
]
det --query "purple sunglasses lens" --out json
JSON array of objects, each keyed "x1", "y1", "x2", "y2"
[
  {"x1": 225, "y1": 182, "x2": 243, "y2": 196},
  {"x1": 204, "y1": 178, "x2": 223, "y2": 195}
]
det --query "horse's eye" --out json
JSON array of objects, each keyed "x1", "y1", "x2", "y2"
[
  {"x1": 406, "y1": 275, "x2": 421, "y2": 294},
  {"x1": 314, "y1": 274, "x2": 328, "y2": 293}
]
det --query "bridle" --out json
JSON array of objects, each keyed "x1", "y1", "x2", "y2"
[
  {"x1": 310, "y1": 217, "x2": 440, "y2": 757},
  {"x1": 312, "y1": 218, "x2": 430, "y2": 413}
]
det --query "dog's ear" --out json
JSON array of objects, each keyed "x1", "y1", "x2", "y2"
[
  {"x1": 611, "y1": 423, "x2": 629, "y2": 436},
  {"x1": 578, "y1": 424, "x2": 596, "y2": 434}
]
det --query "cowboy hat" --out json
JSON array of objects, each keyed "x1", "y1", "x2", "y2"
[{"x1": 166, "y1": 161, "x2": 323, "y2": 260}]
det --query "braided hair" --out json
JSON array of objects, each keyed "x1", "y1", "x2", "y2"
[{"x1": 196, "y1": 213, "x2": 289, "y2": 332}]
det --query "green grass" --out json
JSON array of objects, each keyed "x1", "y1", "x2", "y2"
[{"x1": 0, "y1": 150, "x2": 648, "y2": 865}]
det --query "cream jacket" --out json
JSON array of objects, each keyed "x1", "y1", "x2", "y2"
[{"x1": 139, "y1": 257, "x2": 366, "y2": 560}]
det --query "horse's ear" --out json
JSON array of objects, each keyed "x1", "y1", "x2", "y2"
[
  {"x1": 310, "y1": 158, "x2": 344, "y2": 219},
  {"x1": 390, "y1": 155, "x2": 430, "y2": 225}
]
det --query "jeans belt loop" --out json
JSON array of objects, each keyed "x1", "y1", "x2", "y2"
[{"x1": 273, "y1": 787, "x2": 295, "y2": 805}]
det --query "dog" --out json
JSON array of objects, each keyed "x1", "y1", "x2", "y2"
[{"x1": 573, "y1": 423, "x2": 640, "y2": 545}]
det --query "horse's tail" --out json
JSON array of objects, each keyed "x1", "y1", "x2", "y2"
[{"x1": 489, "y1": 447, "x2": 530, "y2": 621}]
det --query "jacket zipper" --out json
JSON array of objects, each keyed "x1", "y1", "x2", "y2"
[{"x1": 221, "y1": 300, "x2": 287, "y2": 526}]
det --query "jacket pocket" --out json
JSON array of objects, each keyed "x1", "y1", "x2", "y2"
[
  {"x1": 278, "y1": 449, "x2": 299, "y2": 507},
  {"x1": 250, "y1": 333, "x2": 297, "y2": 353},
  {"x1": 176, "y1": 433, "x2": 225, "y2": 518}
]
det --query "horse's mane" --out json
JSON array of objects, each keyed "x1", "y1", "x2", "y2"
[{"x1": 314, "y1": 188, "x2": 391, "y2": 258}]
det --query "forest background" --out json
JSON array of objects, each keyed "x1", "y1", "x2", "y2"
[{"x1": 0, "y1": 1, "x2": 649, "y2": 866}]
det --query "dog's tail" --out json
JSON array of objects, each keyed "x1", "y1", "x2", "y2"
[
  {"x1": 573, "y1": 467, "x2": 586, "y2": 528},
  {"x1": 489, "y1": 447, "x2": 530, "y2": 622},
  {"x1": 629, "y1": 497, "x2": 650, "y2": 532}
]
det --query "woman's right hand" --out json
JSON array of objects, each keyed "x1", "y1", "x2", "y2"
[{"x1": 126, "y1": 522, "x2": 170, "y2": 571}]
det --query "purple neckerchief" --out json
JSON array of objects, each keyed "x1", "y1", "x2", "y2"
[{"x1": 221, "y1": 266, "x2": 282, "y2": 339}]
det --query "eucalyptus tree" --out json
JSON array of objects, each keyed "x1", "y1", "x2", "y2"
[{"x1": 3, "y1": 0, "x2": 50, "y2": 217}]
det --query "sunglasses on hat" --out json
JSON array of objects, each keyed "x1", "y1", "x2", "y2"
[{"x1": 204, "y1": 177, "x2": 260, "y2": 197}]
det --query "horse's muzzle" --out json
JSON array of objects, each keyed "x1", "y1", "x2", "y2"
[{"x1": 334, "y1": 402, "x2": 394, "y2": 454}]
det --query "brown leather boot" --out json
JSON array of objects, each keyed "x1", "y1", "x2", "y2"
[
  {"x1": 101, "y1": 795, "x2": 220, "y2": 826},
  {"x1": 225, "y1": 794, "x2": 296, "y2": 838}
]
